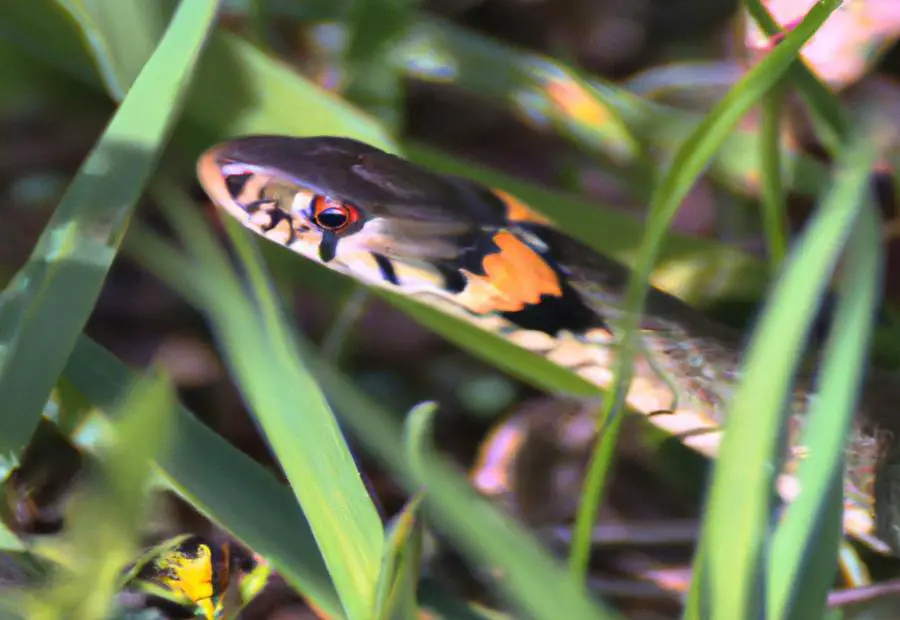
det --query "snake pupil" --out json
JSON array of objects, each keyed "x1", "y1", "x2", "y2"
[{"x1": 316, "y1": 206, "x2": 349, "y2": 230}]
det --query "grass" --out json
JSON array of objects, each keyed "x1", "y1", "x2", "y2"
[{"x1": 0, "y1": 0, "x2": 895, "y2": 619}]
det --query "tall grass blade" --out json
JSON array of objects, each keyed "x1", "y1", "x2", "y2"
[{"x1": 0, "y1": 0, "x2": 219, "y2": 457}]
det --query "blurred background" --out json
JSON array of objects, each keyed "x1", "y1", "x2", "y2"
[{"x1": 4, "y1": 0, "x2": 900, "y2": 618}]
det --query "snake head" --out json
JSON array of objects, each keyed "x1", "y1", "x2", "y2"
[{"x1": 197, "y1": 135, "x2": 573, "y2": 319}]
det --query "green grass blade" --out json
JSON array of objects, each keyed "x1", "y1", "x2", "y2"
[
  {"x1": 342, "y1": 0, "x2": 418, "y2": 128},
  {"x1": 53, "y1": 0, "x2": 172, "y2": 99},
  {"x1": 63, "y1": 336, "x2": 345, "y2": 619},
  {"x1": 565, "y1": 409, "x2": 622, "y2": 580},
  {"x1": 128, "y1": 186, "x2": 383, "y2": 620},
  {"x1": 759, "y1": 83, "x2": 789, "y2": 273},
  {"x1": 118, "y1": 228, "x2": 514, "y2": 620},
  {"x1": 187, "y1": 31, "x2": 395, "y2": 147},
  {"x1": 0, "y1": 0, "x2": 105, "y2": 90},
  {"x1": 0, "y1": 525, "x2": 23, "y2": 553},
  {"x1": 403, "y1": 403, "x2": 621, "y2": 620},
  {"x1": 395, "y1": 16, "x2": 830, "y2": 199},
  {"x1": 767, "y1": 142, "x2": 883, "y2": 617},
  {"x1": 695, "y1": 118, "x2": 879, "y2": 620},
  {"x1": 28, "y1": 367, "x2": 174, "y2": 619},
  {"x1": 744, "y1": 0, "x2": 850, "y2": 152},
  {"x1": 383, "y1": 290, "x2": 600, "y2": 396},
  {"x1": 0, "y1": 0, "x2": 219, "y2": 457},
  {"x1": 569, "y1": 0, "x2": 842, "y2": 584},
  {"x1": 124, "y1": 188, "x2": 620, "y2": 618},
  {"x1": 372, "y1": 495, "x2": 424, "y2": 620}
]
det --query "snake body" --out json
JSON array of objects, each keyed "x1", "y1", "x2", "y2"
[{"x1": 196, "y1": 135, "x2": 900, "y2": 555}]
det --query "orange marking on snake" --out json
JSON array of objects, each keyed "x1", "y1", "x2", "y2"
[
  {"x1": 456, "y1": 230, "x2": 562, "y2": 314},
  {"x1": 493, "y1": 189, "x2": 554, "y2": 226}
]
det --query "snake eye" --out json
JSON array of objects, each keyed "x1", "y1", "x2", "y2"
[{"x1": 311, "y1": 195, "x2": 360, "y2": 233}]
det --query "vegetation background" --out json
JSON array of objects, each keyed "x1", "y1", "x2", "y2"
[{"x1": 2, "y1": 0, "x2": 900, "y2": 619}]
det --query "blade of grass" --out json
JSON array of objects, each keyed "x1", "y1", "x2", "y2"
[
  {"x1": 744, "y1": 0, "x2": 850, "y2": 152},
  {"x1": 0, "y1": 526, "x2": 23, "y2": 553},
  {"x1": 403, "y1": 403, "x2": 621, "y2": 620},
  {"x1": 767, "y1": 139, "x2": 883, "y2": 618},
  {"x1": 694, "y1": 117, "x2": 879, "y2": 620},
  {"x1": 341, "y1": 0, "x2": 418, "y2": 129},
  {"x1": 568, "y1": 0, "x2": 843, "y2": 585},
  {"x1": 223, "y1": 222, "x2": 622, "y2": 619},
  {"x1": 0, "y1": 0, "x2": 105, "y2": 90},
  {"x1": 129, "y1": 184, "x2": 622, "y2": 619},
  {"x1": 121, "y1": 225, "x2": 561, "y2": 620},
  {"x1": 395, "y1": 16, "x2": 830, "y2": 199},
  {"x1": 129, "y1": 188, "x2": 383, "y2": 620},
  {"x1": 186, "y1": 30, "x2": 395, "y2": 148},
  {"x1": 372, "y1": 495, "x2": 424, "y2": 620},
  {"x1": 53, "y1": 0, "x2": 172, "y2": 99},
  {"x1": 0, "y1": 0, "x2": 219, "y2": 457},
  {"x1": 27, "y1": 367, "x2": 173, "y2": 619},
  {"x1": 63, "y1": 336, "x2": 346, "y2": 618},
  {"x1": 759, "y1": 82, "x2": 789, "y2": 274}
]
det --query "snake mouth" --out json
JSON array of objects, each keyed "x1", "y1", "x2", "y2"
[
  {"x1": 196, "y1": 144, "x2": 289, "y2": 220},
  {"x1": 197, "y1": 144, "x2": 248, "y2": 219},
  {"x1": 197, "y1": 144, "x2": 323, "y2": 254}
]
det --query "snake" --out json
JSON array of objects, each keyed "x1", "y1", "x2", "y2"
[{"x1": 195, "y1": 134, "x2": 900, "y2": 558}]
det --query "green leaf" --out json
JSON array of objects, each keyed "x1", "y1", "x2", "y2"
[
  {"x1": 53, "y1": 0, "x2": 173, "y2": 99},
  {"x1": 342, "y1": 0, "x2": 419, "y2": 128},
  {"x1": 0, "y1": 0, "x2": 219, "y2": 457},
  {"x1": 28, "y1": 367, "x2": 174, "y2": 619},
  {"x1": 372, "y1": 495, "x2": 424, "y2": 620},
  {"x1": 759, "y1": 83, "x2": 789, "y2": 274},
  {"x1": 63, "y1": 336, "x2": 345, "y2": 619},
  {"x1": 402, "y1": 403, "x2": 621, "y2": 620},
  {"x1": 123, "y1": 179, "x2": 620, "y2": 619},
  {"x1": 695, "y1": 100, "x2": 877, "y2": 619},
  {"x1": 0, "y1": 526, "x2": 23, "y2": 553},
  {"x1": 384, "y1": 291, "x2": 599, "y2": 396},
  {"x1": 570, "y1": 0, "x2": 844, "y2": 586},
  {"x1": 744, "y1": 0, "x2": 849, "y2": 153},
  {"x1": 395, "y1": 17, "x2": 830, "y2": 199},
  {"x1": 129, "y1": 181, "x2": 384, "y2": 620},
  {"x1": 766, "y1": 129, "x2": 882, "y2": 619},
  {"x1": 185, "y1": 31, "x2": 395, "y2": 148}
]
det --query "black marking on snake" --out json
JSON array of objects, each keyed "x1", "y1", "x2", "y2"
[
  {"x1": 437, "y1": 264, "x2": 466, "y2": 293},
  {"x1": 319, "y1": 231, "x2": 338, "y2": 263},
  {"x1": 225, "y1": 173, "x2": 252, "y2": 200},
  {"x1": 259, "y1": 205, "x2": 291, "y2": 230},
  {"x1": 500, "y1": 279, "x2": 598, "y2": 336},
  {"x1": 456, "y1": 234, "x2": 501, "y2": 277},
  {"x1": 502, "y1": 254, "x2": 600, "y2": 337},
  {"x1": 242, "y1": 198, "x2": 276, "y2": 215},
  {"x1": 373, "y1": 253, "x2": 400, "y2": 286}
]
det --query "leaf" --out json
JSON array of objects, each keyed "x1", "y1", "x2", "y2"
[
  {"x1": 0, "y1": 0, "x2": 219, "y2": 458},
  {"x1": 28, "y1": 367, "x2": 174, "y2": 619},
  {"x1": 63, "y1": 336, "x2": 345, "y2": 620},
  {"x1": 129, "y1": 181, "x2": 384, "y2": 620},
  {"x1": 694, "y1": 98, "x2": 877, "y2": 620},
  {"x1": 766, "y1": 128, "x2": 882, "y2": 619},
  {"x1": 402, "y1": 403, "x2": 621, "y2": 620},
  {"x1": 372, "y1": 495, "x2": 424, "y2": 620},
  {"x1": 570, "y1": 0, "x2": 844, "y2": 586}
]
